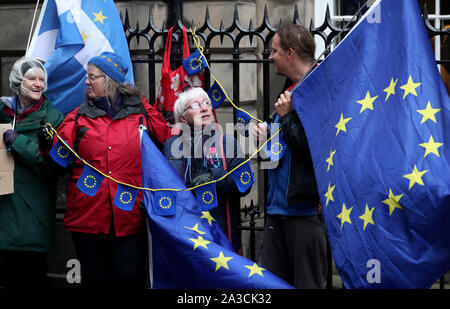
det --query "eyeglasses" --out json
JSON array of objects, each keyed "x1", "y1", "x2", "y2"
[
  {"x1": 184, "y1": 100, "x2": 212, "y2": 111},
  {"x1": 85, "y1": 74, "x2": 105, "y2": 82}
]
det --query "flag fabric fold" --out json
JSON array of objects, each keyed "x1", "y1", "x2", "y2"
[
  {"x1": 292, "y1": 0, "x2": 450, "y2": 288},
  {"x1": 27, "y1": 0, "x2": 133, "y2": 115},
  {"x1": 141, "y1": 131, "x2": 293, "y2": 289}
]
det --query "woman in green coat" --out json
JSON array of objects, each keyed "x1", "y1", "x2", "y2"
[{"x1": 0, "y1": 57, "x2": 64, "y2": 289}]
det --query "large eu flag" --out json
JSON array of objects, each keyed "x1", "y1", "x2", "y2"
[
  {"x1": 27, "y1": 0, "x2": 133, "y2": 115},
  {"x1": 141, "y1": 132, "x2": 293, "y2": 289},
  {"x1": 292, "y1": 0, "x2": 450, "y2": 288}
]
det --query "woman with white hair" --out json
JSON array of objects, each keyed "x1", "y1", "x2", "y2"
[
  {"x1": 0, "y1": 57, "x2": 64, "y2": 289},
  {"x1": 164, "y1": 87, "x2": 252, "y2": 251}
]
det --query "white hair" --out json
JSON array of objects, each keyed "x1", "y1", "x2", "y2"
[
  {"x1": 9, "y1": 57, "x2": 48, "y2": 95},
  {"x1": 173, "y1": 87, "x2": 210, "y2": 121}
]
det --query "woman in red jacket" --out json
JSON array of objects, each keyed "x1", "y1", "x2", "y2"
[{"x1": 54, "y1": 52, "x2": 171, "y2": 289}]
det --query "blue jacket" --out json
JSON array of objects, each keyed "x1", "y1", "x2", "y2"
[{"x1": 266, "y1": 112, "x2": 319, "y2": 216}]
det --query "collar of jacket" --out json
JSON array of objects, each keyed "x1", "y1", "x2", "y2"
[{"x1": 78, "y1": 94, "x2": 143, "y2": 120}]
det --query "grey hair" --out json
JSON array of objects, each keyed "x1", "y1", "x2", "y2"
[
  {"x1": 173, "y1": 87, "x2": 210, "y2": 121},
  {"x1": 9, "y1": 57, "x2": 47, "y2": 95}
]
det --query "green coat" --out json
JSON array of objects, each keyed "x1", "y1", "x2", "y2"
[{"x1": 0, "y1": 95, "x2": 64, "y2": 252}]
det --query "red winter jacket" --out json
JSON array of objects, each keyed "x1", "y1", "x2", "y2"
[{"x1": 57, "y1": 94, "x2": 171, "y2": 237}]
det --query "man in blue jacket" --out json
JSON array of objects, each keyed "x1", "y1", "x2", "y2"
[{"x1": 252, "y1": 24, "x2": 328, "y2": 288}]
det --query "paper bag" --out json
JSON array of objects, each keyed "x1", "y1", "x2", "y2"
[{"x1": 0, "y1": 123, "x2": 14, "y2": 195}]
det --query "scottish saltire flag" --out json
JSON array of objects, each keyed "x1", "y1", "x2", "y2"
[
  {"x1": 141, "y1": 131, "x2": 293, "y2": 289},
  {"x1": 292, "y1": 0, "x2": 450, "y2": 288},
  {"x1": 27, "y1": 0, "x2": 133, "y2": 114}
]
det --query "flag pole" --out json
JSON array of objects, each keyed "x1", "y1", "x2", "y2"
[{"x1": 26, "y1": 0, "x2": 42, "y2": 55}]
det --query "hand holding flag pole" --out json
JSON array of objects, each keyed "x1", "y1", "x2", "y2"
[{"x1": 268, "y1": 0, "x2": 371, "y2": 122}]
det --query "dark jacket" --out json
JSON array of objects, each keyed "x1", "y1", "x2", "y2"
[
  {"x1": 0, "y1": 94, "x2": 64, "y2": 252},
  {"x1": 163, "y1": 130, "x2": 250, "y2": 250},
  {"x1": 266, "y1": 111, "x2": 320, "y2": 216}
]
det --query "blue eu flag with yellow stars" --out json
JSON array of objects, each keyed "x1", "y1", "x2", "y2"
[
  {"x1": 49, "y1": 140, "x2": 73, "y2": 167},
  {"x1": 261, "y1": 122, "x2": 287, "y2": 162},
  {"x1": 231, "y1": 161, "x2": 254, "y2": 193},
  {"x1": 153, "y1": 190, "x2": 177, "y2": 216},
  {"x1": 183, "y1": 49, "x2": 207, "y2": 76},
  {"x1": 141, "y1": 130, "x2": 293, "y2": 288},
  {"x1": 292, "y1": 0, "x2": 450, "y2": 288},
  {"x1": 76, "y1": 165, "x2": 104, "y2": 197},
  {"x1": 208, "y1": 82, "x2": 226, "y2": 109},
  {"x1": 194, "y1": 182, "x2": 218, "y2": 211},
  {"x1": 114, "y1": 183, "x2": 138, "y2": 211}
]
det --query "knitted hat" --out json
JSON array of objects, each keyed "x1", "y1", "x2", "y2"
[{"x1": 88, "y1": 52, "x2": 128, "y2": 83}]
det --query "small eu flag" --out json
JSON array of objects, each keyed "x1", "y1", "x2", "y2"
[
  {"x1": 193, "y1": 182, "x2": 218, "y2": 211},
  {"x1": 236, "y1": 109, "x2": 252, "y2": 137},
  {"x1": 231, "y1": 162, "x2": 254, "y2": 193},
  {"x1": 76, "y1": 165, "x2": 104, "y2": 197},
  {"x1": 153, "y1": 190, "x2": 177, "y2": 216},
  {"x1": 114, "y1": 184, "x2": 139, "y2": 211},
  {"x1": 49, "y1": 140, "x2": 73, "y2": 167},
  {"x1": 183, "y1": 49, "x2": 207, "y2": 76},
  {"x1": 262, "y1": 124, "x2": 287, "y2": 162},
  {"x1": 208, "y1": 82, "x2": 226, "y2": 109}
]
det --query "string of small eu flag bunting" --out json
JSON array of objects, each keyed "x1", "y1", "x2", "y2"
[{"x1": 46, "y1": 27, "x2": 287, "y2": 214}]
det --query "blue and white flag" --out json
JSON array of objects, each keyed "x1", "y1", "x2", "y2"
[
  {"x1": 292, "y1": 0, "x2": 450, "y2": 288},
  {"x1": 27, "y1": 0, "x2": 133, "y2": 115}
]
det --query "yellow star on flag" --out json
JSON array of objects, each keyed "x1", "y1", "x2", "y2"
[
  {"x1": 417, "y1": 101, "x2": 441, "y2": 124},
  {"x1": 337, "y1": 203, "x2": 353, "y2": 229},
  {"x1": 81, "y1": 30, "x2": 90, "y2": 44},
  {"x1": 210, "y1": 251, "x2": 233, "y2": 272},
  {"x1": 358, "y1": 204, "x2": 375, "y2": 231},
  {"x1": 382, "y1": 189, "x2": 403, "y2": 216},
  {"x1": 189, "y1": 235, "x2": 211, "y2": 251},
  {"x1": 335, "y1": 113, "x2": 352, "y2": 136},
  {"x1": 93, "y1": 10, "x2": 108, "y2": 24},
  {"x1": 200, "y1": 211, "x2": 216, "y2": 225},
  {"x1": 326, "y1": 149, "x2": 336, "y2": 172},
  {"x1": 400, "y1": 75, "x2": 422, "y2": 99},
  {"x1": 356, "y1": 91, "x2": 378, "y2": 113},
  {"x1": 383, "y1": 78, "x2": 398, "y2": 101},
  {"x1": 419, "y1": 135, "x2": 443, "y2": 158},
  {"x1": 185, "y1": 223, "x2": 206, "y2": 235},
  {"x1": 245, "y1": 263, "x2": 266, "y2": 278},
  {"x1": 324, "y1": 182, "x2": 335, "y2": 206},
  {"x1": 403, "y1": 165, "x2": 428, "y2": 190}
]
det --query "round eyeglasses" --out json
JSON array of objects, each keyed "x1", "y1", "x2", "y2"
[{"x1": 184, "y1": 100, "x2": 212, "y2": 111}]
